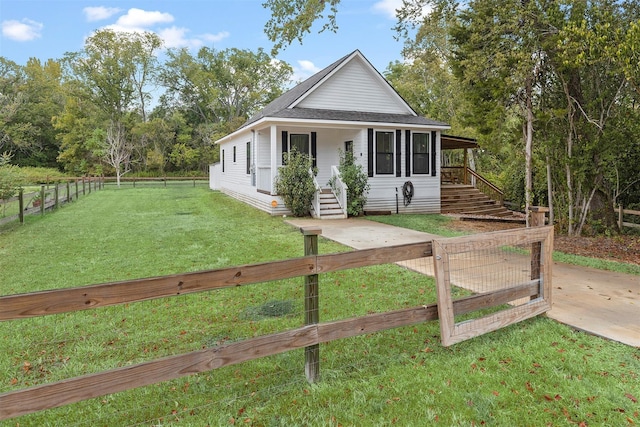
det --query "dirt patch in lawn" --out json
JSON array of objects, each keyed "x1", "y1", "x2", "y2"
[{"x1": 447, "y1": 218, "x2": 640, "y2": 266}]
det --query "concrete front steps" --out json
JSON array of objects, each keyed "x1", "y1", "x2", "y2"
[
  {"x1": 318, "y1": 189, "x2": 347, "y2": 219},
  {"x1": 441, "y1": 185, "x2": 522, "y2": 219}
]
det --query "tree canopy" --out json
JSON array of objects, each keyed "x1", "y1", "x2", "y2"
[{"x1": 2, "y1": 2, "x2": 639, "y2": 234}]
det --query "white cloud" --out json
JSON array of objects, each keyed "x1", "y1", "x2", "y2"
[
  {"x1": 297, "y1": 60, "x2": 321, "y2": 74},
  {"x1": 83, "y1": 6, "x2": 121, "y2": 22},
  {"x1": 1, "y1": 18, "x2": 43, "y2": 41},
  {"x1": 201, "y1": 31, "x2": 231, "y2": 44},
  {"x1": 115, "y1": 8, "x2": 174, "y2": 29},
  {"x1": 372, "y1": 0, "x2": 403, "y2": 19},
  {"x1": 291, "y1": 59, "x2": 321, "y2": 83},
  {"x1": 156, "y1": 27, "x2": 229, "y2": 49},
  {"x1": 93, "y1": 8, "x2": 229, "y2": 52},
  {"x1": 157, "y1": 26, "x2": 197, "y2": 49}
]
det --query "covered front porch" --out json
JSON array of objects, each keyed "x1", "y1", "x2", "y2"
[{"x1": 251, "y1": 124, "x2": 361, "y2": 219}]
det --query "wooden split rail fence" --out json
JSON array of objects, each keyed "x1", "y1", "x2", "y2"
[
  {"x1": 0, "y1": 211, "x2": 552, "y2": 421},
  {"x1": 616, "y1": 204, "x2": 640, "y2": 230}
]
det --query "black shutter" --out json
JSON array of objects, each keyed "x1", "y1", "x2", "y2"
[
  {"x1": 222, "y1": 149, "x2": 225, "y2": 173},
  {"x1": 431, "y1": 131, "x2": 437, "y2": 177},
  {"x1": 367, "y1": 128, "x2": 374, "y2": 177},
  {"x1": 405, "y1": 130, "x2": 411, "y2": 177},
  {"x1": 311, "y1": 132, "x2": 317, "y2": 169},
  {"x1": 395, "y1": 129, "x2": 402, "y2": 177}
]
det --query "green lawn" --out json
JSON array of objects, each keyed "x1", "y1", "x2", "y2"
[{"x1": 1, "y1": 187, "x2": 638, "y2": 426}]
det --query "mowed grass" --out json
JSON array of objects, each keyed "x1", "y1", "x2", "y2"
[{"x1": 0, "y1": 188, "x2": 638, "y2": 426}]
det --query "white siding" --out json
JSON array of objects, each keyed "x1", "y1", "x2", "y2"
[
  {"x1": 212, "y1": 124, "x2": 443, "y2": 216},
  {"x1": 364, "y1": 129, "x2": 442, "y2": 214},
  {"x1": 296, "y1": 57, "x2": 411, "y2": 115},
  {"x1": 364, "y1": 177, "x2": 441, "y2": 214}
]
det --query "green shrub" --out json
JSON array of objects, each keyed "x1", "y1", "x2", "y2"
[
  {"x1": 19, "y1": 166, "x2": 68, "y2": 184},
  {"x1": 274, "y1": 149, "x2": 316, "y2": 217},
  {"x1": 0, "y1": 154, "x2": 25, "y2": 202},
  {"x1": 330, "y1": 149, "x2": 370, "y2": 216}
]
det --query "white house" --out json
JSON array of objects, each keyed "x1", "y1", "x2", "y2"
[{"x1": 210, "y1": 49, "x2": 453, "y2": 218}]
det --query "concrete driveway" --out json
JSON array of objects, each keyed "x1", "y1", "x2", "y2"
[{"x1": 285, "y1": 218, "x2": 640, "y2": 347}]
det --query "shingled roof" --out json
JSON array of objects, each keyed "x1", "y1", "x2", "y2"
[{"x1": 230, "y1": 50, "x2": 448, "y2": 136}]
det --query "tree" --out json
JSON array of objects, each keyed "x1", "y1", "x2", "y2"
[
  {"x1": 158, "y1": 47, "x2": 292, "y2": 173},
  {"x1": 0, "y1": 57, "x2": 64, "y2": 167},
  {"x1": 263, "y1": 0, "x2": 340, "y2": 55},
  {"x1": 159, "y1": 47, "x2": 292, "y2": 124},
  {"x1": 0, "y1": 153, "x2": 24, "y2": 216},
  {"x1": 64, "y1": 29, "x2": 161, "y2": 185},
  {"x1": 449, "y1": 0, "x2": 552, "y2": 226}
]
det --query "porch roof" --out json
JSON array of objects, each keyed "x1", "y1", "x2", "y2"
[
  {"x1": 441, "y1": 134, "x2": 478, "y2": 150},
  {"x1": 266, "y1": 107, "x2": 448, "y2": 127}
]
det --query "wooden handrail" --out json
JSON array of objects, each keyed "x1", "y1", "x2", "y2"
[{"x1": 465, "y1": 167, "x2": 504, "y2": 205}]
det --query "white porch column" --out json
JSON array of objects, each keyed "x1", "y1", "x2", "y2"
[{"x1": 270, "y1": 124, "x2": 278, "y2": 195}]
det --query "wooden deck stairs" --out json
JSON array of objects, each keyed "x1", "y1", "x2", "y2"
[
  {"x1": 441, "y1": 185, "x2": 521, "y2": 219},
  {"x1": 318, "y1": 189, "x2": 346, "y2": 219}
]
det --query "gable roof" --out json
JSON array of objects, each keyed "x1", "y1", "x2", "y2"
[{"x1": 218, "y1": 50, "x2": 448, "y2": 143}]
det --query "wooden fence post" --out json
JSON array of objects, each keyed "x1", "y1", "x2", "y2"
[
  {"x1": 302, "y1": 226, "x2": 322, "y2": 383},
  {"x1": 528, "y1": 206, "x2": 548, "y2": 299},
  {"x1": 18, "y1": 188, "x2": 24, "y2": 224},
  {"x1": 618, "y1": 203, "x2": 623, "y2": 231},
  {"x1": 40, "y1": 185, "x2": 45, "y2": 215},
  {"x1": 54, "y1": 184, "x2": 59, "y2": 209}
]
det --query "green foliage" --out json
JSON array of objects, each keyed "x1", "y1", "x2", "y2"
[
  {"x1": 0, "y1": 157, "x2": 24, "y2": 201},
  {"x1": 274, "y1": 149, "x2": 316, "y2": 217},
  {"x1": 330, "y1": 149, "x2": 370, "y2": 216},
  {"x1": 17, "y1": 166, "x2": 68, "y2": 183},
  {"x1": 169, "y1": 142, "x2": 200, "y2": 170},
  {"x1": 263, "y1": 0, "x2": 340, "y2": 55}
]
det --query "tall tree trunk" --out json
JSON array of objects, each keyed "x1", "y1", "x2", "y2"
[
  {"x1": 524, "y1": 76, "x2": 534, "y2": 227},
  {"x1": 546, "y1": 155, "x2": 554, "y2": 224}
]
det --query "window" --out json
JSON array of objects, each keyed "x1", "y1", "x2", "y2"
[
  {"x1": 246, "y1": 141, "x2": 251, "y2": 175},
  {"x1": 345, "y1": 140, "x2": 353, "y2": 154},
  {"x1": 290, "y1": 134, "x2": 309, "y2": 154},
  {"x1": 412, "y1": 133, "x2": 430, "y2": 174},
  {"x1": 375, "y1": 131, "x2": 394, "y2": 174}
]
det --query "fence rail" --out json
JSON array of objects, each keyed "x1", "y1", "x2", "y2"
[
  {"x1": 0, "y1": 213, "x2": 551, "y2": 421},
  {"x1": 102, "y1": 176, "x2": 208, "y2": 187},
  {"x1": 616, "y1": 204, "x2": 640, "y2": 230}
]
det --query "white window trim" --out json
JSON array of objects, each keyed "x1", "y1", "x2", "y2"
[
  {"x1": 374, "y1": 129, "x2": 395, "y2": 176},
  {"x1": 411, "y1": 131, "x2": 431, "y2": 175}
]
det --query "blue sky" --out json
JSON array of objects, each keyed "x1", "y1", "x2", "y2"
[{"x1": 0, "y1": 0, "x2": 413, "y2": 82}]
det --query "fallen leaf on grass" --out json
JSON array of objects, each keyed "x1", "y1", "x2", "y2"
[{"x1": 626, "y1": 393, "x2": 638, "y2": 403}]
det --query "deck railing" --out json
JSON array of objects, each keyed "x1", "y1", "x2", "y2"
[
  {"x1": 441, "y1": 166, "x2": 504, "y2": 206},
  {"x1": 330, "y1": 165, "x2": 348, "y2": 212}
]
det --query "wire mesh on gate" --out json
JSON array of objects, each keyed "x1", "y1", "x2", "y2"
[{"x1": 432, "y1": 226, "x2": 553, "y2": 346}]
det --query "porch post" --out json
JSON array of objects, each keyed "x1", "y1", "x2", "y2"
[
  {"x1": 270, "y1": 124, "x2": 278, "y2": 195},
  {"x1": 463, "y1": 148, "x2": 468, "y2": 185}
]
